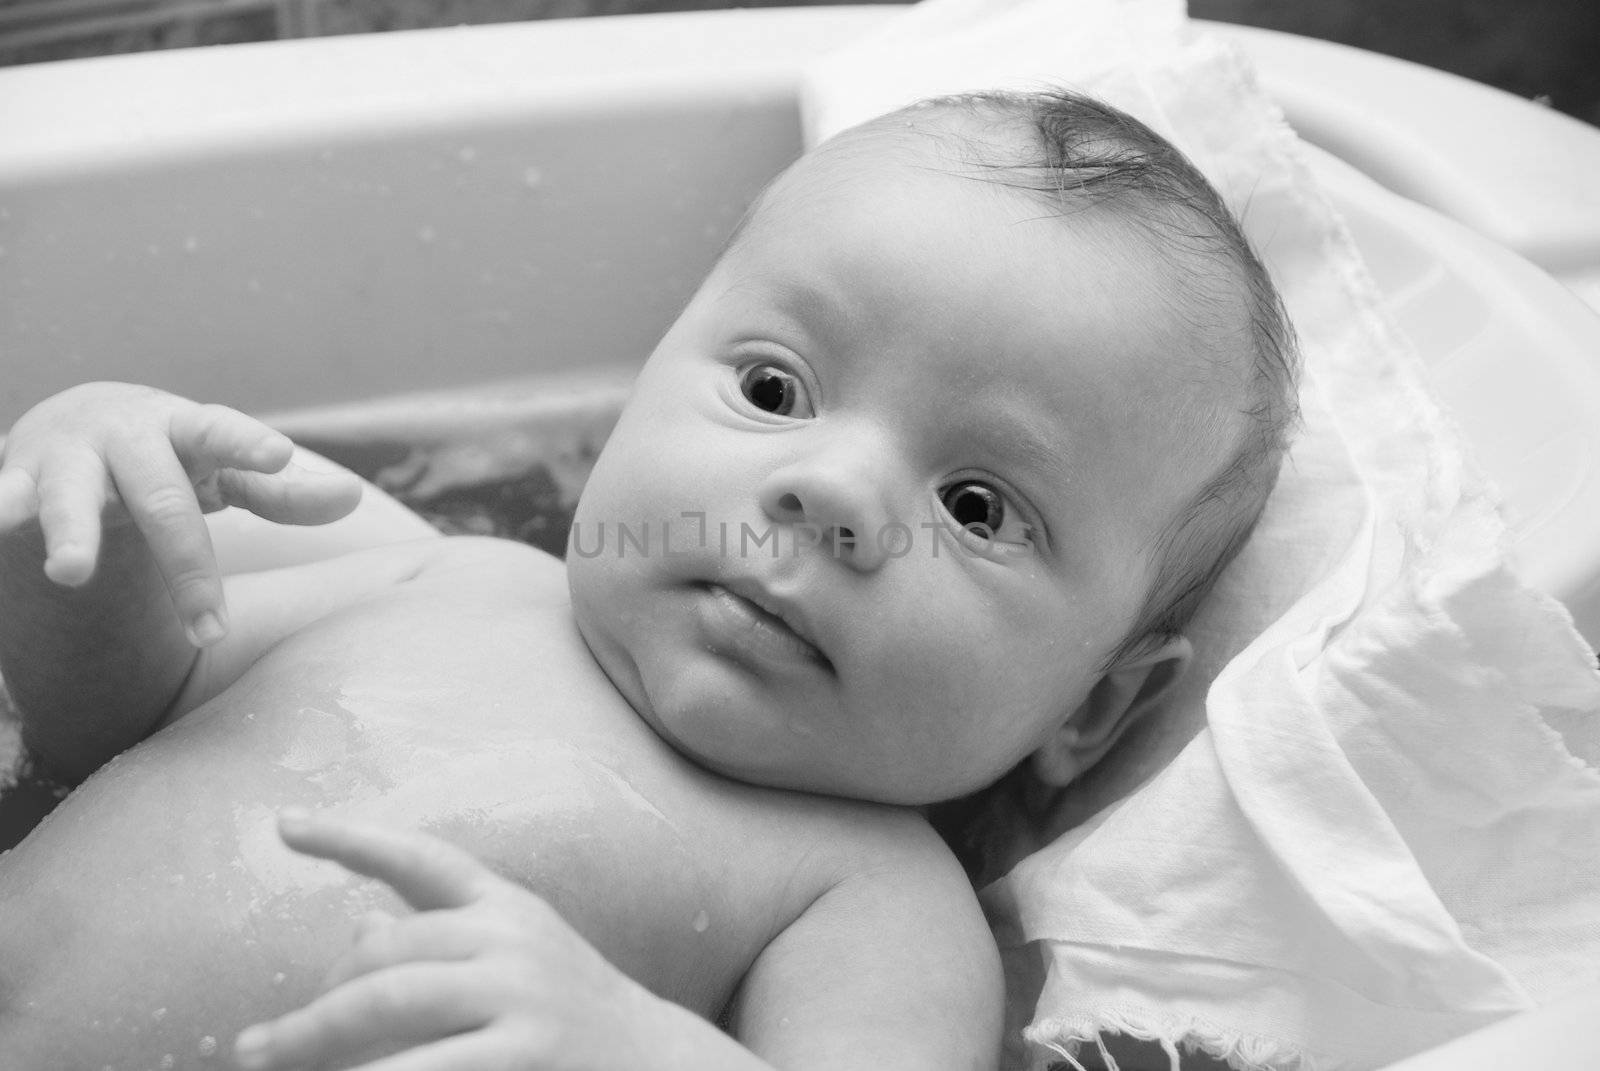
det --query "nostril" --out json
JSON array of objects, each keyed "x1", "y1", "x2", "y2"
[
  {"x1": 778, "y1": 492, "x2": 803, "y2": 514},
  {"x1": 836, "y1": 526, "x2": 855, "y2": 543}
]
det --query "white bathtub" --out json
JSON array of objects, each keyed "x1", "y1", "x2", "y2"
[{"x1": 3, "y1": 10, "x2": 1600, "y2": 1066}]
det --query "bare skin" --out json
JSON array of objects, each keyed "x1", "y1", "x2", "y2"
[
  {"x1": 0, "y1": 110, "x2": 1241, "y2": 1071},
  {"x1": 0, "y1": 527, "x2": 992, "y2": 1069}
]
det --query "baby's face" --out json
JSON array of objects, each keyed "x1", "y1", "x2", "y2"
[{"x1": 569, "y1": 123, "x2": 1234, "y2": 805}]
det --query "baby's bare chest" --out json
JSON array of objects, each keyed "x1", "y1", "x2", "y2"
[
  {"x1": 202, "y1": 591, "x2": 813, "y2": 1001},
  {"x1": 0, "y1": 584, "x2": 840, "y2": 1059}
]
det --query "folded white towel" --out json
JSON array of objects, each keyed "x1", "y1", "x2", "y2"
[{"x1": 804, "y1": 2, "x2": 1600, "y2": 1068}]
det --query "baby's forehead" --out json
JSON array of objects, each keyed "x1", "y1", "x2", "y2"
[
  {"x1": 736, "y1": 108, "x2": 1031, "y2": 237},
  {"x1": 745, "y1": 109, "x2": 1261, "y2": 430},
  {"x1": 787, "y1": 108, "x2": 1024, "y2": 195},
  {"x1": 835, "y1": 98, "x2": 1035, "y2": 157}
]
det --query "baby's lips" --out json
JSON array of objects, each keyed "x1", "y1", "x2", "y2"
[{"x1": 716, "y1": 575, "x2": 832, "y2": 664}]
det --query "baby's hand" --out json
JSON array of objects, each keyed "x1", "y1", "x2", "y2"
[
  {"x1": 236, "y1": 811, "x2": 657, "y2": 1071},
  {"x1": 0, "y1": 382, "x2": 361, "y2": 645}
]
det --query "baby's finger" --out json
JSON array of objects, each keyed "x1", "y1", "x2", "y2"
[
  {"x1": 34, "y1": 448, "x2": 110, "y2": 587},
  {"x1": 0, "y1": 466, "x2": 40, "y2": 534},
  {"x1": 169, "y1": 402, "x2": 295, "y2": 475},
  {"x1": 323, "y1": 910, "x2": 490, "y2": 992},
  {"x1": 214, "y1": 463, "x2": 364, "y2": 526},
  {"x1": 107, "y1": 438, "x2": 226, "y2": 645},
  {"x1": 233, "y1": 962, "x2": 491, "y2": 1071},
  {"x1": 279, "y1": 1032, "x2": 515, "y2": 1071},
  {"x1": 278, "y1": 810, "x2": 496, "y2": 912},
  {"x1": 357, "y1": 907, "x2": 399, "y2": 937}
]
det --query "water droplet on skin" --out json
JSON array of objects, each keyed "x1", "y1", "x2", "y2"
[
  {"x1": 198, "y1": 1035, "x2": 217, "y2": 1056},
  {"x1": 160, "y1": 1056, "x2": 175, "y2": 1070},
  {"x1": 272, "y1": 972, "x2": 286, "y2": 986},
  {"x1": 692, "y1": 909, "x2": 710, "y2": 933},
  {"x1": 522, "y1": 166, "x2": 543, "y2": 189},
  {"x1": 152, "y1": 1007, "x2": 167, "y2": 1021}
]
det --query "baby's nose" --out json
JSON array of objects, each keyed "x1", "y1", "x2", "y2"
[{"x1": 759, "y1": 456, "x2": 894, "y2": 571}]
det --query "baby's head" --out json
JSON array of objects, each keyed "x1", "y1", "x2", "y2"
[{"x1": 569, "y1": 89, "x2": 1298, "y2": 806}]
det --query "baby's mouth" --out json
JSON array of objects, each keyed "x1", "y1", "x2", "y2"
[{"x1": 697, "y1": 582, "x2": 833, "y2": 672}]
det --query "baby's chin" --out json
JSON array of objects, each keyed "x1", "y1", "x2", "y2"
[{"x1": 563, "y1": 573, "x2": 646, "y2": 702}]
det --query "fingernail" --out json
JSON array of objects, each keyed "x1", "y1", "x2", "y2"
[
  {"x1": 43, "y1": 546, "x2": 89, "y2": 587},
  {"x1": 234, "y1": 1025, "x2": 271, "y2": 1068},
  {"x1": 251, "y1": 443, "x2": 286, "y2": 469},
  {"x1": 187, "y1": 610, "x2": 226, "y2": 647},
  {"x1": 277, "y1": 806, "x2": 312, "y2": 832}
]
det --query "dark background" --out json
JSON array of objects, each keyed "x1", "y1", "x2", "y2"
[{"x1": 1, "y1": 0, "x2": 1597, "y2": 127}]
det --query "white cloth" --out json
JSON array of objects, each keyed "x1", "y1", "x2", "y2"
[{"x1": 804, "y1": 2, "x2": 1600, "y2": 1068}]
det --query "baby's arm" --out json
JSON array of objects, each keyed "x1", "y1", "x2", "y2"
[
  {"x1": 237, "y1": 813, "x2": 1003, "y2": 1071},
  {"x1": 0, "y1": 382, "x2": 362, "y2": 781}
]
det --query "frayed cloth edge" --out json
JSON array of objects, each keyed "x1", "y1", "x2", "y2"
[{"x1": 1027, "y1": 1011, "x2": 1329, "y2": 1071}]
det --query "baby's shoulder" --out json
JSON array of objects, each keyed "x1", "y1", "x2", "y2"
[
  {"x1": 757, "y1": 794, "x2": 966, "y2": 895},
  {"x1": 410, "y1": 535, "x2": 569, "y2": 595},
  {"x1": 702, "y1": 791, "x2": 982, "y2": 963},
  {"x1": 730, "y1": 797, "x2": 1000, "y2": 1053}
]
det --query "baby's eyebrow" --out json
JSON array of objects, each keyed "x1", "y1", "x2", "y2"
[
  {"x1": 957, "y1": 393, "x2": 1071, "y2": 481},
  {"x1": 720, "y1": 271, "x2": 857, "y2": 349},
  {"x1": 1009, "y1": 416, "x2": 1066, "y2": 473}
]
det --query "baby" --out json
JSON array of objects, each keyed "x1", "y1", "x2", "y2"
[{"x1": 0, "y1": 89, "x2": 1296, "y2": 1069}]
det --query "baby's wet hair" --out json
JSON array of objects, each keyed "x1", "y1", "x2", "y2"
[{"x1": 903, "y1": 88, "x2": 1302, "y2": 667}]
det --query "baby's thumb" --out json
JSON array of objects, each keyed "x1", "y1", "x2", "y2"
[{"x1": 216, "y1": 462, "x2": 364, "y2": 526}]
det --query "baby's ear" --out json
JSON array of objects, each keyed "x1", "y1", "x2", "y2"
[{"x1": 1030, "y1": 634, "x2": 1193, "y2": 787}]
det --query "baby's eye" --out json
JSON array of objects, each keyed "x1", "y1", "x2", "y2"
[
  {"x1": 937, "y1": 479, "x2": 1037, "y2": 552},
  {"x1": 739, "y1": 363, "x2": 812, "y2": 418},
  {"x1": 940, "y1": 481, "x2": 1005, "y2": 536}
]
